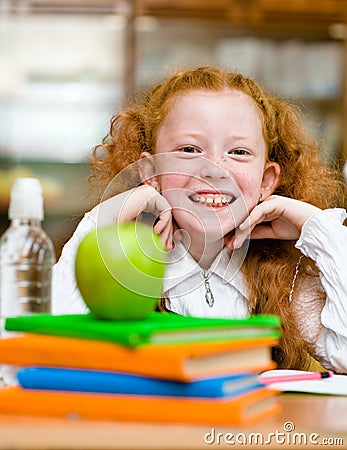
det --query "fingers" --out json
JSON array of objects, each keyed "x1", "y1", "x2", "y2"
[
  {"x1": 225, "y1": 196, "x2": 300, "y2": 249},
  {"x1": 145, "y1": 189, "x2": 175, "y2": 251},
  {"x1": 239, "y1": 198, "x2": 284, "y2": 233},
  {"x1": 114, "y1": 186, "x2": 174, "y2": 251},
  {"x1": 224, "y1": 233, "x2": 236, "y2": 250},
  {"x1": 154, "y1": 220, "x2": 173, "y2": 251},
  {"x1": 153, "y1": 209, "x2": 174, "y2": 251},
  {"x1": 146, "y1": 190, "x2": 172, "y2": 218}
]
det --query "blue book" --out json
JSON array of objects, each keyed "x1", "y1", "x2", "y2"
[{"x1": 17, "y1": 367, "x2": 264, "y2": 398}]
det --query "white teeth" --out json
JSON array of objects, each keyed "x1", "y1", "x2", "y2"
[{"x1": 190, "y1": 194, "x2": 233, "y2": 206}]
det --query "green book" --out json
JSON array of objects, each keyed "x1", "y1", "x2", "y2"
[{"x1": 5, "y1": 312, "x2": 281, "y2": 348}]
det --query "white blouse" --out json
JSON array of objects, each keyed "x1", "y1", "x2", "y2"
[{"x1": 52, "y1": 208, "x2": 347, "y2": 372}]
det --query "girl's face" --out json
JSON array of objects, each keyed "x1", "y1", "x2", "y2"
[{"x1": 143, "y1": 89, "x2": 280, "y2": 241}]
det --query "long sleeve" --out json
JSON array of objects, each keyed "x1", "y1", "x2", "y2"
[
  {"x1": 295, "y1": 208, "x2": 347, "y2": 372},
  {"x1": 51, "y1": 213, "x2": 96, "y2": 315}
]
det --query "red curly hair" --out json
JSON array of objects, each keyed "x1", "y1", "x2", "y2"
[{"x1": 90, "y1": 66, "x2": 347, "y2": 369}]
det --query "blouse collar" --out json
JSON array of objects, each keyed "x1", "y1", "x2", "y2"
[{"x1": 163, "y1": 241, "x2": 248, "y2": 298}]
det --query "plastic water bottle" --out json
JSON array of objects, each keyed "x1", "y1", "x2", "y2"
[{"x1": 0, "y1": 177, "x2": 56, "y2": 384}]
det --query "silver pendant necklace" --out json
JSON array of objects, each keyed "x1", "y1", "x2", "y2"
[{"x1": 202, "y1": 270, "x2": 214, "y2": 308}]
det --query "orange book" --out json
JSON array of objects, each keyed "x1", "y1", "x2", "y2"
[
  {"x1": 0, "y1": 333, "x2": 276, "y2": 381},
  {"x1": 0, "y1": 386, "x2": 281, "y2": 426}
]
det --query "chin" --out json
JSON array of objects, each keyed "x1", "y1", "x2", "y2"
[
  {"x1": 186, "y1": 222, "x2": 226, "y2": 243},
  {"x1": 176, "y1": 210, "x2": 237, "y2": 239}
]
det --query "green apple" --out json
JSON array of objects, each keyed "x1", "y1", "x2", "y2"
[{"x1": 75, "y1": 221, "x2": 167, "y2": 320}]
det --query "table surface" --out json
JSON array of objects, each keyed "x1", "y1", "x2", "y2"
[{"x1": 0, "y1": 393, "x2": 346, "y2": 450}]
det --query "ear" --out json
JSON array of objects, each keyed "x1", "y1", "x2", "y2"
[
  {"x1": 139, "y1": 151, "x2": 160, "y2": 190},
  {"x1": 260, "y1": 162, "x2": 281, "y2": 200}
]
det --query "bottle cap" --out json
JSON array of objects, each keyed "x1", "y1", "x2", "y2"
[{"x1": 9, "y1": 177, "x2": 44, "y2": 220}]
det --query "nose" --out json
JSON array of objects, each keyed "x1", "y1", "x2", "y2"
[{"x1": 198, "y1": 156, "x2": 228, "y2": 180}]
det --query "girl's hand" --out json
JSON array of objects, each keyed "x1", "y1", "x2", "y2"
[
  {"x1": 225, "y1": 195, "x2": 322, "y2": 250},
  {"x1": 90, "y1": 185, "x2": 175, "y2": 250}
]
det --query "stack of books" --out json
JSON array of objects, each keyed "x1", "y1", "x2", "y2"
[{"x1": 0, "y1": 312, "x2": 282, "y2": 425}]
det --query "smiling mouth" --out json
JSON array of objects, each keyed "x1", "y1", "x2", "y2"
[{"x1": 189, "y1": 193, "x2": 235, "y2": 207}]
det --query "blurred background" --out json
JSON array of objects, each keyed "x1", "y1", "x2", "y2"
[{"x1": 1, "y1": 0, "x2": 347, "y2": 258}]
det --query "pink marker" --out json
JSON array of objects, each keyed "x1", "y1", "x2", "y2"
[{"x1": 261, "y1": 370, "x2": 334, "y2": 385}]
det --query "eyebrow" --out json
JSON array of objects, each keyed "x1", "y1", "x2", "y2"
[{"x1": 173, "y1": 132, "x2": 256, "y2": 142}]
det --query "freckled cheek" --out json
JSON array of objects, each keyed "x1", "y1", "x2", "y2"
[
  {"x1": 158, "y1": 173, "x2": 191, "y2": 192},
  {"x1": 237, "y1": 177, "x2": 262, "y2": 210}
]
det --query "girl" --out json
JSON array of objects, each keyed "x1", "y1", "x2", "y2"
[{"x1": 53, "y1": 66, "x2": 347, "y2": 373}]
